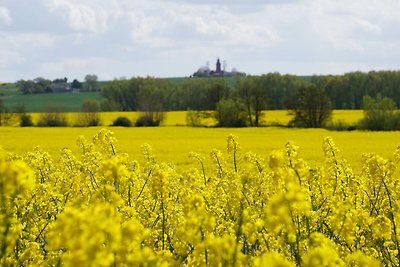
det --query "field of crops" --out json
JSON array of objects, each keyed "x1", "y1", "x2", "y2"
[
  {"x1": 22, "y1": 109, "x2": 363, "y2": 128},
  {"x1": 1, "y1": 127, "x2": 400, "y2": 266}
]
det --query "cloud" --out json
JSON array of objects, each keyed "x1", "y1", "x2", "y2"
[
  {"x1": 45, "y1": 0, "x2": 122, "y2": 33},
  {"x1": 0, "y1": 50, "x2": 24, "y2": 68},
  {"x1": 1, "y1": 0, "x2": 400, "y2": 81},
  {"x1": 0, "y1": 6, "x2": 11, "y2": 25},
  {"x1": 0, "y1": 32, "x2": 55, "y2": 71}
]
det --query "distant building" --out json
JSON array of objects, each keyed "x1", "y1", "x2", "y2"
[
  {"x1": 50, "y1": 84, "x2": 72, "y2": 93},
  {"x1": 192, "y1": 59, "x2": 245, "y2": 78}
]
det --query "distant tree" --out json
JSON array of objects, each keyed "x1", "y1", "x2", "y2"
[
  {"x1": 0, "y1": 99, "x2": 18, "y2": 126},
  {"x1": 82, "y1": 74, "x2": 99, "y2": 92},
  {"x1": 33, "y1": 77, "x2": 52, "y2": 93},
  {"x1": 215, "y1": 99, "x2": 247, "y2": 127},
  {"x1": 53, "y1": 77, "x2": 68, "y2": 83},
  {"x1": 178, "y1": 78, "x2": 229, "y2": 110},
  {"x1": 286, "y1": 85, "x2": 332, "y2": 128},
  {"x1": 38, "y1": 104, "x2": 68, "y2": 127},
  {"x1": 359, "y1": 94, "x2": 400, "y2": 130},
  {"x1": 71, "y1": 79, "x2": 82, "y2": 89},
  {"x1": 236, "y1": 75, "x2": 268, "y2": 127},
  {"x1": 75, "y1": 99, "x2": 101, "y2": 126}
]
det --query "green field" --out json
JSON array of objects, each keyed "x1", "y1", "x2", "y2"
[
  {"x1": 2, "y1": 92, "x2": 104, "y2": 112},
  {"x1": 0, "y1": 77, "x2": 237, "y2": 112}
]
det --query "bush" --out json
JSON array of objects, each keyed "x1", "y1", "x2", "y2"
[
  {"x1": 112, "y1": 116, "x2": 132, "y2": 127},
  {"x1": 135, "y1": 112, "x2": 164, "y2": 127},
  {"x1": 358, "y1": 95, "x2": 400, "y2": 131},
  {"x1": 38, "y1": 104, "x2": 68, "y2": 127},
  {"x1": 186, "y1": 111, "x2": 214, "y2": 127},
  {"x1": 74, "y1": 99, "x2": 101, "y2": 127},
  {"x1": 215, "y1": 99, "x2": 247, "y2": 127},
  {"x1": 324, "y1": 120, "x2": 357, "y2": 131},
  {"x1": 20, "y1": 114, "x2": 34, "y2": 127}
]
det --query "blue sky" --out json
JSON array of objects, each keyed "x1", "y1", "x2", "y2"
[{"x1": 0, "y1": 0, "x2": 399, "y2": 82}]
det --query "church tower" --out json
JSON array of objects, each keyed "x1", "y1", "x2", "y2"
[{"x1": 216, "y1": 58, "x2": 221, "y2": 74}]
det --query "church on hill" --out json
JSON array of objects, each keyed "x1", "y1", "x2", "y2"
[{"x1": 192, "y1": 59, "x2": 245, "y2": 78}]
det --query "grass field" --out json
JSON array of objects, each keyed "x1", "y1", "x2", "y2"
[
  {"x1": 3, "y1": 92, "x2": 104, "y2": 112},
  {"x1": 0, "y1": 76, "x2": 237, "y2": 112},
  {"x1": 0, "y1": 126, "x2": 398, "y2": 169}
]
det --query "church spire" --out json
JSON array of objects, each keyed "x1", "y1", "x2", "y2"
[{"x1": 216, "y1": 58, "x2": 221, "y2": 73}]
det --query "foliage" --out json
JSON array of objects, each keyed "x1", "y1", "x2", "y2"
[
  {"x1": 82, "y1": 74, "x2": 100, "y2": 92},
  {"x1": 358, "y1": 94, "x2": 400, "y2": 131},
  {"x1": 37, "y1": 104, "x2": 68, "y2": 127},
  {"x1": 112, "y1": 116, "x2": 132, "y2": 127},
  {"x1": 101, "y1": 77, "x2": 175, "y2": 112},
  {"x1": 0, "y1": 99, "x2": 19, "y2": 126},
  {"x1": 75, "y1": 99, "x2": 101, "y2": 127},
  {"x1": 287, "y1": 85, "x2": 332, "y2": 128},
  {"x1": 16, "y1": 77, "x2": 52, "y2": 94},
  {"x1": 19, "y1": 114, "x2": 34, "y2": 127},
  {"x1": 185, "y1": 111, "x2": 213, "y2": 127},
  {"x1": 177, "y1": 78, "x2": 230, "y2": 110},
  {"x1": 1, "y1": 129, "x2": 399, "y2": 266},
  {"x1": 135, "y1": 112, "x2": 164, "y2": 127},
  {"x1": 215, "y1": 98, "x2": 247, "y2": 127},
  {"x1": 71, "y1": 79, "x2": 82, "y2": 89}
]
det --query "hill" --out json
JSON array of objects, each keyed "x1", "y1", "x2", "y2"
[{"x1": 0, "y1": 77, "x2": 237, "y2": 112}]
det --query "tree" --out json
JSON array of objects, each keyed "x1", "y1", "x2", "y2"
[
  {"x1": 38, "y1": 104, "x2": 68, "y2": 127},
  {"x1": 286, "y1": 85, "x2": 332, "y2": 128},
  {"x1": 75, "y1": 99, "x2": 101, "y2": 126},
  {"x1": 236, "y1": 75, "x2": 267, "y2": 127},
  {"x1": 215, "y1": 99, "x2": 247, "y2": 127},
  {"x1": 71, "y1": 79, "x2": 82, "y2": 89},
  {"x1": 0, "y1": 99, "x2": 19, "y2": 126},
  {"x1": 359, "y1": 94, "x2": 400, "y2": 130},
  {"x1": 82, "y1": 74, "x2": 99, "y2": 92}
]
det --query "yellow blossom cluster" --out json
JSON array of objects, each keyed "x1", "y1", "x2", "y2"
[{"x1": 0, "y1": 129, "x2": 398, "y2": 266}]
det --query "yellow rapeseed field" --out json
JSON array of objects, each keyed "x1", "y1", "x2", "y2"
[
  {"x1": 0, "y1": 126, "x2": 399, "y2": 169},
  {"x1": 1, "y1": 128, "x2": 399, "y2": 266},
  {"x1": 26, "y1": 109, "x2": 364, "y2": 127}
]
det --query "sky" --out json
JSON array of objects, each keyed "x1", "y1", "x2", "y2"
[{"x1": 0, "y1": 0, "x2": 400, "y2": 82}]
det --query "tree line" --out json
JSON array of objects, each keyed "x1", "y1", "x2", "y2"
[
  {"x1": 16, "y1": 75, "x2": 100, "y2": 94},
  {"x1": 5, "y1": 70, "x2": 400, "y2": 129}
]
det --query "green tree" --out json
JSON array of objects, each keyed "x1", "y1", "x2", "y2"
[
  {"x1": 82, "y1": 74, "x2": 99, "y2": 92},
  {"x1": 236, "y1": 76, "x2": 267, "y2": 127},
  {"x1": 38, "y1": 104, "x2": 68, "y2": 127},
  {"x1": 359, "y1": 94, "x2": 400, "y2": 130},
  {"x1": 71, "y1": 79, "x2": 82, "y2": 89},
  {"x1": 75, "y1": 99, "x2": 101, "y2": 126},
  {"x1": 286, "y1": 85, "x2": 332, "y2": 128},
  {"x1": 215, "y1": 99, "x2": 247, "y2": 127}
]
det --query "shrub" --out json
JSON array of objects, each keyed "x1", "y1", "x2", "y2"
[
  {"x1": 135, "y1": 112, "x2": 164, "y2": 127},
  {"x1": 358, "y1": 94, "x2": 400, "y2": 131},
  {"x1": 324, "y1": 120, "x2": 357, "y2": 131},
  {"x1": 38, "y1": 104, "x2": 68, "y2": 127},
  {"x1": 215, "y1": 99, "x2": 247, "y2": 127},
  {"x1": 20, "y1": 114, "x2": 34, "y2": 127},
  {"x1": 75, "y1": 99, "x2": 101, "y2": 127},
  {"x1": 186, "y1": 111, "x2": 214, "y2": 127},
  {"x1": 112, "y1": 116, "x2": 132, "y2": 127}
]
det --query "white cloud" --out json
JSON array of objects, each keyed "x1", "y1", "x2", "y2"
[
  {"x1": 0, "y1": 50, "x2": 24, "y2": 68},
  {"x1": 1, "y1": 0, "x2": 400, "y2": 81},
  {"x1": 0, "y1": 32, "x2": 55, "y2": 49},
  {"x1": 45, "y1": 0, "x2": 123, "y2": 34},
  {"x1": 0, "y1": 6, "x2": 11, "y2": 25}
]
